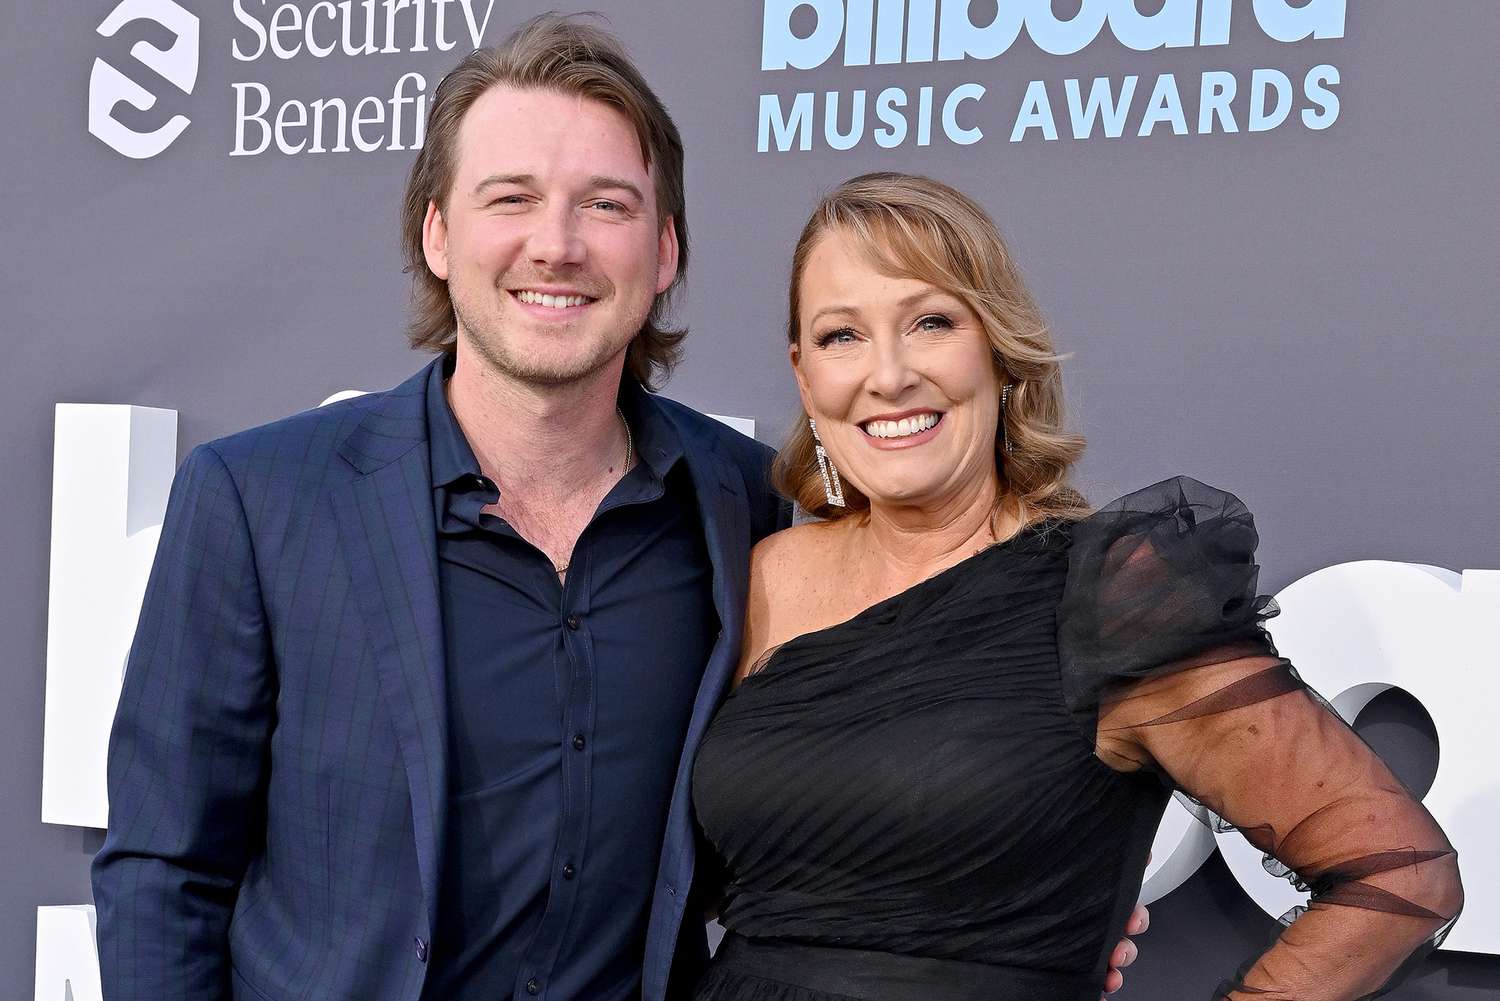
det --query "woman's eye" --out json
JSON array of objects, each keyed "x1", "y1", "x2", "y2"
[
  {"x1": 814, "y1": 328, "x2": 857, "y2": 348},
  {"x1": 915, "y1": 313, "x2": 953, "y2": 332}
]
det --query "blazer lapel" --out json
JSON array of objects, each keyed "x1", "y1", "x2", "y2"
[
  {"x1": 332, "y1": 366, "x2": 448, "y2": 937},
  {"x1": 671, "y1": 438, "x2": 752, "y2": 794},
  {"x1": 639, "y1": 418, "x2": 757, "y2": 1000}
]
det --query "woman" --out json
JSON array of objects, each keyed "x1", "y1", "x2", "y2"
[{"x1": 689, "y1": 173, "x2": 1461, "y2": 1001}]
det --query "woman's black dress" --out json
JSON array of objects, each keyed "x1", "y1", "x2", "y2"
[{"x1": 690, "y1": 478, "x2": 1458, "y2": 1001}]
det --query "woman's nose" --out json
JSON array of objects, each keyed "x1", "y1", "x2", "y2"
[{"x1": 866, "y1": 337, "x2": 920, "y2": 399}]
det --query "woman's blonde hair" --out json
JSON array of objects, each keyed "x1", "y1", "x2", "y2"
[{"x1": 773, "y1": 172, "x2": 1089, "y2": 525}]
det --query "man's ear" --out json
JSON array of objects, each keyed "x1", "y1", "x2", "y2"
[
  {"x1": 655, "y1": 215, "x2": 680, "y2": 295},
  {"x1": 422, "y1": 200, "x2": 449, "y2": 280}
]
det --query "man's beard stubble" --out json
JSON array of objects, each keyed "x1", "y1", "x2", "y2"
[{"x1": 448, "y1": 275, "x2": 644, "y2": 389}]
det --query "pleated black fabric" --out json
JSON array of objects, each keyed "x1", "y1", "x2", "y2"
[
  {"x1": 690, "y1": 477, "x2": 1458, "y2": 1001},
  {"x1": 692, "y1": 519, "x2": 1162, "y2": 1000}
]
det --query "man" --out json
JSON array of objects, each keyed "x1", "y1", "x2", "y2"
[{"x1": 92, "y1": 14, "x2": 1143, "y2": 1001}]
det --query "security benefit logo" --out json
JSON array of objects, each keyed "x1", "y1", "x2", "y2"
[
  {"x1": 89, "y1": 0, "x2": 201, "y2": 159},
  {"x1": 757, "y1": 0, "x2": 1347, "y2": 153},
  {"x1": 227, "y1": 0, "x2": 509, "y2": 157},
  {"x1": 87, "y1": 0, "x2": 508, "y2": 159}
]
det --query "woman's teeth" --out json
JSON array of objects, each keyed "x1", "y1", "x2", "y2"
[
  {"x1": 863, "y1": 413, "x2": 941, "y2": 439},
  {"x1": 515, "y1": 290, "x2": 592, "y2": 309}
]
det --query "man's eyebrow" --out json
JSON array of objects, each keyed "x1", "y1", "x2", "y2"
[
  {"x1": 468, "y1": 174, "x2": 646, "y2": 203},
  {"x1": 587, "y1": 175, "x2": 646, "y2": 202},
  {"x1": 471, "y1": 173, "x2": 534, "y2": 197}
]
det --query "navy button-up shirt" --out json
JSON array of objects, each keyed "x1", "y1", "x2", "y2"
[{"x1": 420, "y1": 360, "x2": 718, "y2": 1001}]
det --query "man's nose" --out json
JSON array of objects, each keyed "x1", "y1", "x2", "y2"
[{"x1": 527, "y1": 203, "x2": 586, "y2": 268}]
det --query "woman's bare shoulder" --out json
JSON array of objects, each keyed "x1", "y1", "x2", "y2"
[
  {"x1": 737, "y1": 520, "x2": 851, "y2": 682},
  {"x1": 749, "y1": 519, "x2": 848, "y2": 588}
]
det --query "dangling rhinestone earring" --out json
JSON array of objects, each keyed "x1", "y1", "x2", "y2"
[
  {"x1": 1000, "y1": 384, "x2": 1014, "y2": 455},
  {"x1": 809, "y1": 418, "x2": 846, "y2": 507}
]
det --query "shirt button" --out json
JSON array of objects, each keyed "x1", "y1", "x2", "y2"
[
  {"x1": 414, "y1": 937, "x2": 428, "y2": 962},
  {"x1": 526, "y1": 978, "x2": 540, "y2": 995},
  {"x1": 572, "y1": 733, "x2": 586, "y2": 751},
  {"x1": 565, "y1": 614, "x2": 581, "y2": 630},
  {"x1": 562, "y1": 862, "x2": 576, "y2": 880}
]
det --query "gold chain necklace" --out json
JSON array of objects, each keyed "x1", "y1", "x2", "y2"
[{"x1": 554, "y1": 407, "x2": 632, "y2": 578}]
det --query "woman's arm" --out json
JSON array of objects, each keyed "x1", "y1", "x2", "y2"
[{"x1": 1099, "y1": 655, "x2": 1462, "y2": 1000}]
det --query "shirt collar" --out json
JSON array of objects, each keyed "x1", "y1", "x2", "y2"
[
  {"x1": 617, "y1": 377, "x2": 685, "y2": 484},
  {"x1": 426, "y1": 353, "x2": 686, "y2": 495},
  {"x1": 426, "y1": 354, "x2": 482, "y2": 491}
]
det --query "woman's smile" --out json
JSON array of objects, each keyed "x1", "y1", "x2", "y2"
[{"x1": 857, "y1": 410, "x2": 945, "y2": 449}]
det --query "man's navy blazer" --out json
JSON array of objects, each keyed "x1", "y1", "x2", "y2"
[{"x1": 92, "y1": 359, "x2": 789, "y2": 1001}]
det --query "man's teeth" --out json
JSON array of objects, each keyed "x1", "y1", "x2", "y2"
[
  {"x1": 863, "y1": 413, "x2": 940, "y2": 439},
  {"x1": 515, "y1": 290, "x2": 592, "y2": 309}
]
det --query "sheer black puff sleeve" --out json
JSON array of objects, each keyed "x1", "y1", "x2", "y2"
[{"x1": 1057, "y1": 477, "x2": 1462, "y2": 1001}]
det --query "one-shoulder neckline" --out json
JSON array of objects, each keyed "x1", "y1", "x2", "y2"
[{"x1": 737, "y1": 519, "x2": 1064, "y2": 690}]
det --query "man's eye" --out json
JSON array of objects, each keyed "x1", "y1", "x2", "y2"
[
  {"x1": 489, "y1": 195, "x2": 526, "y2": 207},
  {"x1": 589, "y1": 200, "x2": 623, "y2": 212}
]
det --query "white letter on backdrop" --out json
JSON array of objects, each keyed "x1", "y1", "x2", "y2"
[
  {"x1": 42, "y1": 405, "x2": 177, "y2": 829},
  {"x1": 762, "y1": 0, "x2": 844, "y2": 70},
  {"x1": 35, "y1": 906, "x2": 103, "y2": 1001},
  {"x1": 1252, "y1": 0, "x2": 1346, "y2": 43}
]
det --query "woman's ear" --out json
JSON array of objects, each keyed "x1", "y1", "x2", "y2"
[{"x1": 789, "y1": 339, "x2": 814, "y2": 418}]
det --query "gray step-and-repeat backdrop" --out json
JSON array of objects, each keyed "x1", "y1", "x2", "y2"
[{"x1": 4, "y1": 2, "x2": 1497, "y2": 998}]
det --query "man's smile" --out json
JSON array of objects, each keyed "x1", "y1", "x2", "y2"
[
  {"x1": 512, "y1": 289, "x2": 597, "y2": 309},
  {"x1": 508, "y1": 287, "x2": 600, "y2": 318}
]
